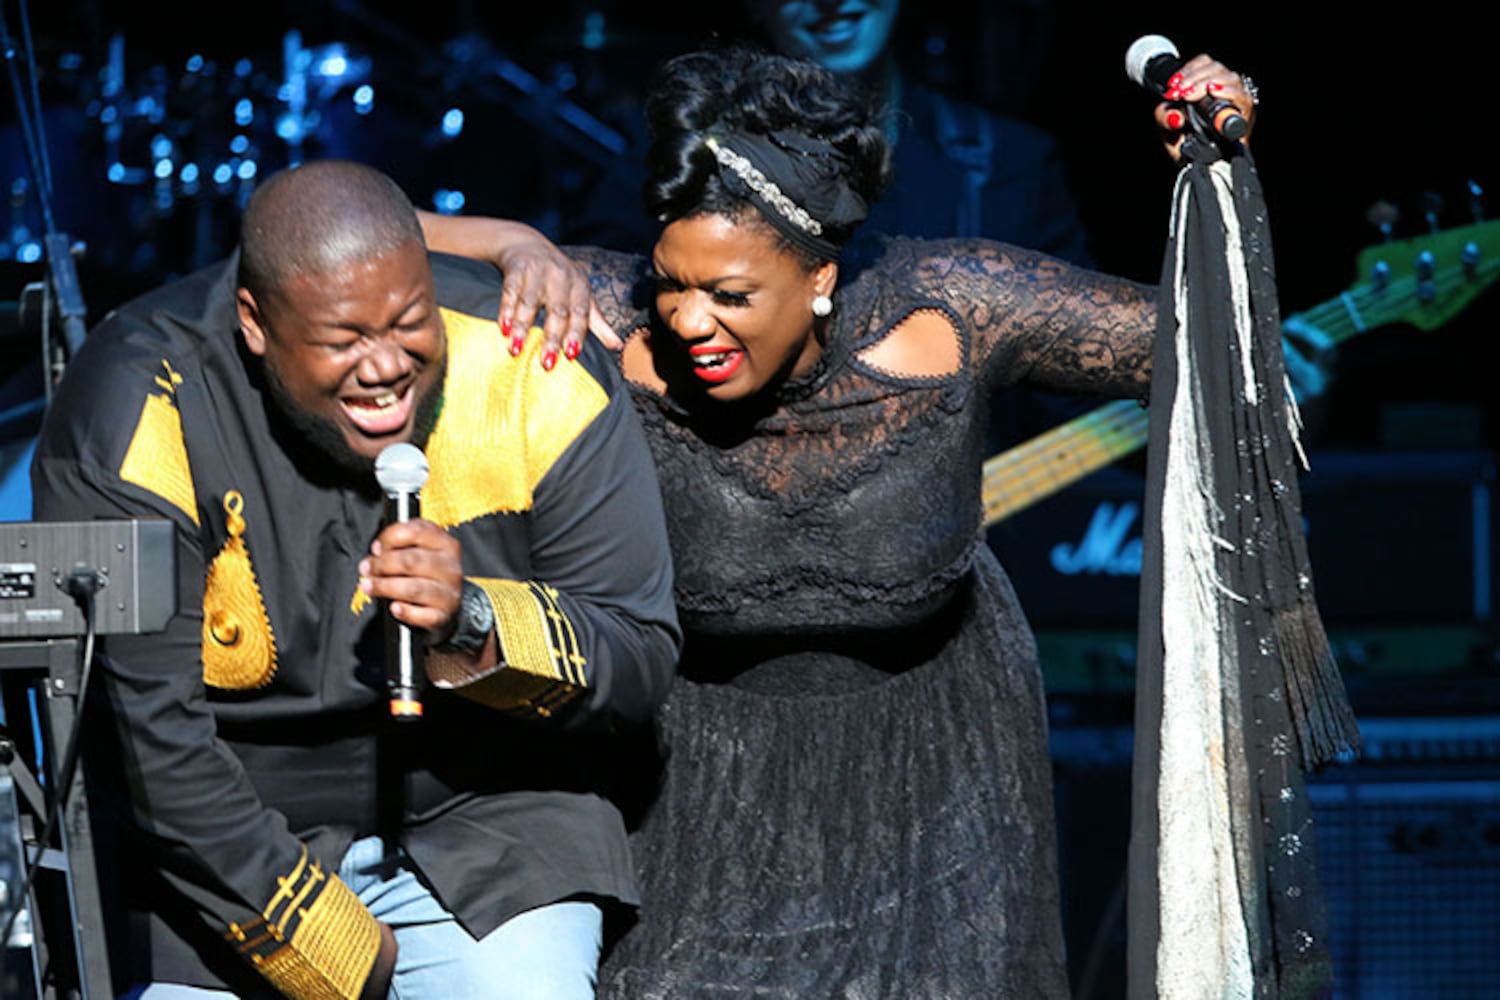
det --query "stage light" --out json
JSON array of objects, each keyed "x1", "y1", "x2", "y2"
[
  {"x1": 582, "y1": 12, "x2": 605, "y2": 51},
  {"x1": 317, "y1": 53, "x2": 349, "y2": 80}
]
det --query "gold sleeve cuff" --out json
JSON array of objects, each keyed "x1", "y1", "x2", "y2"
[
  {"x1": 225, "y1": 847, "x2": 381, "y2": 1000},
  {"x1": 427, "y1": 577, "x2": 586, "y2": 718}
]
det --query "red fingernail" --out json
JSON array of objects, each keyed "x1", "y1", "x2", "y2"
[
  {"x1": 510, "y1": 336, "x2": 525, "y2": 356},
  {"x1": 564, "y1": 340, "x2": 580, "y2": 360},
  {"x1": 1208, "y1": 82, "x2": 1224, "y2": 92},
  {"x1": 502, "y1": 317, "x2": 512, "y2": 336},
  {"x1": 1165, "y1": 110, "x2": 1185, "y2": 130},
  {"x1": 542, "y1": 349, "x2": 557, "y2": 371},
  {"x1": 1168, "y1": 72, "x2": 1184, "y2": 88},
  {"x1": 1165, "y1": 88, "x2": 1182, "y2": 101}
]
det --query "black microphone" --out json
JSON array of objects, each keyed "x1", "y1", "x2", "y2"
[
  {"x1": 374, "y1": 443, "x2": 430, "y2": 721},
  {"x1": 1126, "y1": 34, "x2": 1249, "y2": 142}
]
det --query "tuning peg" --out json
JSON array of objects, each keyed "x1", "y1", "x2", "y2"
[
  {"x1": 1468, "y1": 179, "x2": 1485, "y2": 222},
  {"x1": 1366, "y1": 200, "x2": 1400, "y2": 241},
  {"x1": 1463, "y1": 241, "x2": 1481, "y2": 280},
  {"x1": 1365, "y1": 200, "x2": 1398, "y2": 291},
  {"x1": 1421, "y1": 191, "x2": 1444, "y2": 233},
  {"x1": 1417, "y1": 250, "x2": 1437, "y2": 303}
]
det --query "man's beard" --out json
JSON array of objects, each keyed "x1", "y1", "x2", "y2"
[{"x1": 260, "y1": 355, "x2": 446, "y2": 492}]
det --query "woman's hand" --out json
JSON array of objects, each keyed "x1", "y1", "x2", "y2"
[
  {"x1": 417, "y1": 211, "x2": 621, "y2": 368},
  {"x1": 1154, "y1": 54, "x2": 1259, "y2": 161}
]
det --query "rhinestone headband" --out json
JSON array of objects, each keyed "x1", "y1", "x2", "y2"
[{"x1": 705, "y1": 136, "x2": 824, "y2": 237}]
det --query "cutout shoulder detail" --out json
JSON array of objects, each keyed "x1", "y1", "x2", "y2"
[{"x1": 854, "y1": 307, "x2": 962, "y2": 380}]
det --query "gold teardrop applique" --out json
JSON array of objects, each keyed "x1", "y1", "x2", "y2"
[{"x1": 201, "y1": 490, "x2": 279, "y2": 689}]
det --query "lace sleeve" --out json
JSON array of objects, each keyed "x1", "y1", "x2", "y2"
[
  {"x1": 565, "y1": 245, "x2": 652, "y2": 336},
  {"x1": 896, "y1": 238, "x2": 1158, "y2": 400}
]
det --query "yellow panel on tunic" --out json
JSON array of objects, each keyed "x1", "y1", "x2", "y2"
[
  {"x1": 120, "y1": 391, "x2": 199, "y2": 525},
  {"x1": 421, "y1": 311, "x2": 610, "y2": 528}
]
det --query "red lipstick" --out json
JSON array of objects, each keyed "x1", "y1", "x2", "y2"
[{"x1": 688, "y1": 344, "x2": 745, "y2": 384}]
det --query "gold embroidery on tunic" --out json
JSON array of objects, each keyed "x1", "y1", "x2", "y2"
[
  {"x1": 202, "y1": 491, "x2": 279, "y2": 689},
  {"x1": 482, "y1": 577, "x2": 564, "y2": 681},
  {"x1": 421, "y1": 312, "x2": 609, "y2": 528},
  {"x1": 119, "y1": 362, "x2": 198, "y2": 525},
  {"x1": 426, "y1": 576, "x2": 587, "y2": 716},
  {"x1": 231, "y1": 846, "x2": 381, "y2": 1000}
]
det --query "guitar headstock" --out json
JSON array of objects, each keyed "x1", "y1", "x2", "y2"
[{"x1": 1351, "y1": 217, "x2": 1499, "y2": 331}]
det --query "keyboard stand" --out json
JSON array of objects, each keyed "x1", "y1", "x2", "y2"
[{"x1": 0, "y1": 639, "x2": 114, "y2": 1000}]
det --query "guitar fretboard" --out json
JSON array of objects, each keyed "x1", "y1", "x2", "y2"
[{"x1": 981, "y1": 235, "x2": 1497, "y2": 527}]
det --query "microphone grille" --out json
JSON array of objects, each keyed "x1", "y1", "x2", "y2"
[
  {"x1": 374, "y1": 443, "x2": 430, "y2": 495},
  {"x1": 1125, "y1": 34, "x2": 1178, "y2": 86}
]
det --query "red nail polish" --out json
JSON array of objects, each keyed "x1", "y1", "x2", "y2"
[
  {"x1": 1208, "y1": 81, "x2": 1224, "y2": 92},
  {"x1": 1165, "y1": 110, "x2": 1184, "y2": 130},
  {"x1": 510, "y1": 336, "x2": 525, "y2": 356},
  {"x1": 1165, "y1": 88, "x2": 1182, "y2": 101},
  {"x1": 542, "y1": 350, "x2": 557, "y2": 371},
  {"x1": 564, "y1": 340, "x2": 580, "y2": 360},
  {"x1": 502, "y1": 317, "x2": 512, "y2": 336},
  {"x1": 1168, "y1": 72, "x2": 1184, "y2": 88}
]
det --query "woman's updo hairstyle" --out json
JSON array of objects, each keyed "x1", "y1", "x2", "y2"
[{"x1": 644, "y1": 47, "x2": 891, "y2": 268}]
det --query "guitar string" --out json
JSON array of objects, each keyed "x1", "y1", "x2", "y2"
[{"x1": 980, "y1": 252, "x2": 1498, "y2": 521}]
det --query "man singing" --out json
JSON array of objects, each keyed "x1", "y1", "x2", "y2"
[{"x1": 31, "y1": 160, "x2": 680, "y2": 999}]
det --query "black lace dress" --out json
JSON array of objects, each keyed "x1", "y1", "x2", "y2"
[{"x1": 573, "y1": 238, "x2": 1157, "y2": 999}]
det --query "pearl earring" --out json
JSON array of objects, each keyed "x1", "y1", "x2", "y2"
[{"x1": 811, "y1": 294, "x2": 833, "y2": 317}]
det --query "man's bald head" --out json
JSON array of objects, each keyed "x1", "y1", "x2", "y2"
[{"x1": 238, "y1": 160, "x2": 424, "y2": 308}]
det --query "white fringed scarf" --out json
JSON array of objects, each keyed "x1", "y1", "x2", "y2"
[{"x1": 1128, "y1": 142, "x2": 1360, "y2": 1000}]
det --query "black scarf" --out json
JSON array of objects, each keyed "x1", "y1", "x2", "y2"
[{"x1": 1128, "y1": 139, "x2": 1360, "y2": 999}]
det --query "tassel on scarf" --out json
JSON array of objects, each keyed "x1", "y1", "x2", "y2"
[{"x1": 1128, "y1": 137, "x2": 1356, "y2": 1000}]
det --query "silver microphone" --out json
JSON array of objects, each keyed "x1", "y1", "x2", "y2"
[
  {"x1": 374, "y1": 443, "x2": 430, "y2": 721},
  {"x1": 1126, "y1": 34, "x2": 1249, "y2": 142}
]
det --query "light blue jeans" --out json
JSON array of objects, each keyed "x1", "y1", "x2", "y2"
[{"x1": 123, "y1": 835, "x2": 603, "y2": 999}]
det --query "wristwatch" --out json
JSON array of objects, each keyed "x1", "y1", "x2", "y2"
[{"x1": 430, "y1": 579, "x2": 495, "y2": 657}]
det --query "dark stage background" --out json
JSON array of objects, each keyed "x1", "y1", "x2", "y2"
[{"x1": 2, "y1": 2, "x2": 1497, "y2": 997}]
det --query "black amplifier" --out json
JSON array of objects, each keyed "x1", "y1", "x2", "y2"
[
  {"x1": 1049, "y1": 715, "x2": 1500, "y2": 999},
  {"x1": 988, "y1": 450, "x2": 1497, "y2": 629},
  {"x1": 0, "y1": 519, "x2": 175, "y2": 638}
]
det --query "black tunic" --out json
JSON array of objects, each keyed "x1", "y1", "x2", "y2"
[
  {"x1": 573, "y1": 238, "x2": 1157, "y2": 998},
  {"x1": 30, "y1": 253, "x2": 681, "y2": 996}
]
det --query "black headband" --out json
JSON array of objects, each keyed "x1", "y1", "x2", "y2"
[{"x1": 705, "y1": 129, "x2": 869, "y2": 260}]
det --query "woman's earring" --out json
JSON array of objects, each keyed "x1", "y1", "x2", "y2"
[{"x1": 811, "y1": 294, "x2": 833, "y2": 317}]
